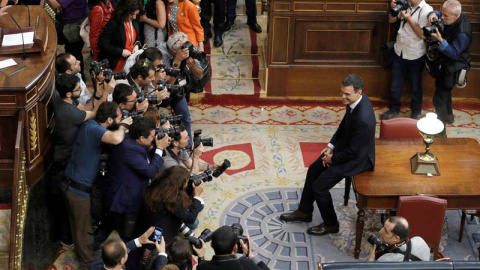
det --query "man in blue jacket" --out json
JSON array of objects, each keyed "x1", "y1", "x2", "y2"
[{"x1": 100, "y1": 117, "x2": 170, "y2": 243}]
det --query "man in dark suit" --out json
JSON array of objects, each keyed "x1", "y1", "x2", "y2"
[
  {"x1": 280, "y1": 74, "x2": 376, "y2": 235},
  {"x1": 97, "y1": 117, "x2": 170, "y2": 246}
]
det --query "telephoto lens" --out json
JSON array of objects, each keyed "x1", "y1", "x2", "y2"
[{"x1": 212, "y1": 159, "x2": 231, "y2": 177}]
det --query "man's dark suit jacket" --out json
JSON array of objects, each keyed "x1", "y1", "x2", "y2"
[
  {"x1": 329, "y1": 94, "x2": 376, "y2": 177},
  {"x1": 197, "y1": 254, "x2": 270, "y2": 270},
  {"x1": 103, "y1": 134, "x2": 164, "y2": 214},
  {"x1": 89, "y1": 239, "x2": 167, "y2": 270},
  {"x1": 98, "y1": 18, "x2": 141, "y2": 70}
]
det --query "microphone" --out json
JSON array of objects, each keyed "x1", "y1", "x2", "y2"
[
  {"x1": 9, "y1": 14, "x2": 28, "y2": 60},
  {"x1": 21, "y1": 3, "x2": 31, "y2": 26}
]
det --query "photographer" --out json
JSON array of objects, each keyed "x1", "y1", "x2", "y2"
[
  {"x1": 427, "y1": 0, "x2": 471, "y2": 136},
  {"x1": 113, "y1": 84, "x2": 149, "y2": 115},
  {"x1": 90, "y1": 227, "x2": 167, "y2": 270},
  {"x1": 195, "y1": 225, "x2": 270, "y2": 270},
  {"x1": 368, "y1": 216, "x2": 430, "y2": 262},
  {"x1": 98, "y1": 117, "x2": 170, "y2": 244},
  {"x1": 159, "y1": 124, "x2": 218, "y2": 175},
  {"x1": 381, "y1": 0, "x2": 433, "y2": 120}
]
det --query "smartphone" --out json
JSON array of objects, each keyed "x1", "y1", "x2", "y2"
[{"x1": 149, "y1": 227, "x2": 163, "y2": 243}]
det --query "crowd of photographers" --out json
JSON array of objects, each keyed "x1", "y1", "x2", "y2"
[{"x1": 47, "y1": 30, "x2": 242, "y2": 268}]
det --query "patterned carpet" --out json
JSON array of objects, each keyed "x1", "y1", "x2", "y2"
[{"x1": 49, "y1": 101, "x2": 480, "y2": 269}]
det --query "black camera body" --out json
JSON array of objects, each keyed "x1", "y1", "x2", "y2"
[
  {"x1": 160, "y1": 113, "x2": 183, "y2": 126},
  {"x1": 156, "y1": 79, "x2": 184, "y2": 99},
  {"x1": 122, "y1": 109, "x2": 144, "y2": 119},
  {"x1": 231, "y1": 223, "x2": 249, "y2": 254},
  {"x1": 181, "y1": 41, "x2": 207, "y2": 61},
  {"x1": 193, "y1": 129, "x2": 213, "y2": 148},
  {"x1": 189, "y1": 169, "x2": 213, "y2": 187},
  {"x1": 137, "y1": 91, "x2": 161, "y2": 104},
  {"x1": 103, "y1": 69, "x2": 127, "y2": 83},
  {"x1": 390, "y1": 0, "x2": 409, "y2": 17},
  {"x1": 90, "y1": 59, "x2": 109, "y2": 75},
  {"x1": 367, "y1": 234, "x2": 389, "y2": 253},
  {"x1": 155, "y1": 125, "x2": 181, "y2": 140},
  {"x1": 188, "y1": 228, "x2": 213, "y2": 249},
  {"x1": 423, "y1": 19, "x2": 445, "y2": 37}
]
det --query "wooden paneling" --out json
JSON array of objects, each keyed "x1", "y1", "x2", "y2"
[{"x1": 267, "y1": 0, "x2": 480, "y2": 98}]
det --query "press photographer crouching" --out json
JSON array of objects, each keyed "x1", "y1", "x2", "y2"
[
  {"x1": 368, "y1": 216, "x2": 430, "y2": 262},
  {"x1": 425, "y1": 0, "x2": 471, "y2": 136},
  {"x1": 194, "y1": 225, "x2": 270, "y2": 270},
  {"x1": 113, "y1": 83, "x2": 149, "y2": 116}
]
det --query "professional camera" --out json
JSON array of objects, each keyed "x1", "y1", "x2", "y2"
[
  {"x1": 103, "y1": 69, "x2": 127, "y2": 83},
  {"x1": 160, "y1": 113, "x2": 183, "y2": 126},
  {"x1": 423, "y1": 19, "x2": 445, "y2": 37},
  {"x1": 367, "y1": 234, "x2": 389, "y2": 253},
  {"x1": 231, "y1": 223, "x2": 249, "y2": 254},
  {"x1": 390, "y1": 0, "x2": 409, "y2": 17},
  {"x1": 187, "y1": 228, "x2": 213, "y2": 249},
  {"x1": 181, "y1": 41, "x2": 207, "y2": 61},
  {"x1": 137, "y1": 91, "x2": 162, "y2": 105},
  {"x1": 189, "y1": 169, "x2": 213, "y2": 187},
  {"x1": 193, "y1": 129, "x2": 213, "y2": 148},
  {"x1": 156, "y1": 79, "x2": 184, "y2": 99},
  {"x1": 212, "y1": 159, "x2": 231, "y2": 178},
  {"x1": 155, "y1": 125, "x2": 181, "y2": 139},
  {"x1": 90, "y1": 59, "x2": 109, "y2": 75},
  {"x1": 157, "y1": 64, "x2": 181, "y2": 78},
  {"x1": 122, "y1": 109, "x2": 144, "y2": 119}
]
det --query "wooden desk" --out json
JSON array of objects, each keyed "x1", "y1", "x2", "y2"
[{"x1": 352, "y1": 138, "x2": 480, "y2": 259}]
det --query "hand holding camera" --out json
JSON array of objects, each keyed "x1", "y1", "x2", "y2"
[
  {"x1": 192, "y1": 180, "x2": 204, "y2": 196},
  {"x1": 138, "y1": 226, "x2": 156, "y2": 245},
  {"x1": 136, "y1": 98, "x2": 149, "y2": 112},
  {"x1": 154, "y1": 236, "x2": 166, "y2": 254},
  {"x1": 192, "y1": 238, "x2": 207, "y2": 258},
  {"x1": 155, "y1": 133, "x2": 170, "y2": 151},
  {"x1": 120, "y1": 117, "x2": 133, "y2": 128}
]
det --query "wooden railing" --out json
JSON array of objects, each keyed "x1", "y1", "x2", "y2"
[{"x1": 9, "y1": 111, "x2": 28, "y2": 270}]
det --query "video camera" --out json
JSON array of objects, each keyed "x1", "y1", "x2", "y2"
[
  {"x1": 155, "y1": 125, "x2": 181, "y2": 140},
  {"x1": 181, "y1": 41, "x2": 207, "y2": 61},
  {"x1": 423, "y1": 19, "x2": 445, "y2": 37},
  {"x1": 122, "y1": 109, "x2": 144, "y2": 119},
  {"x1": 231, "y1": 223, "x2": 249, "y2": 254},
  {"x1": 367, "y1": 234, "x2": 389, "y2": 253},
  {"x1": 390, "y1": 0, "x2": 409, "y2": 17},
  {"x1": 193, "y1": 129, "x2": 213, "y2": 148},
  {"x1": 156, "y1": 79, "x2": 184, "y2": 99},
  {"x1": 160, "y1": 113, "x2": 183, "y2": 126}
]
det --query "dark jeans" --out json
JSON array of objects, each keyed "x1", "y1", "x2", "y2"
[
  {"x1": 226, "y1": 0, "x2": 257, "y2": 23},
  {"x1": 45, "y1": 162, "x2": 73, "y2": 245},
  {"x1": 298, "y1": 154, "x2": 342, "y2": 226},
  {"x1": 200, "y1": 0, "x2": 225, "y2": 34},
  {"x1": 171, "y1": 96, "x2": 192, "y2": 147},
  {"x1": 389, "y1": 53, "x2": 424, "y2": 114},
  {"x1": 433, "y1": 77, "x2": 453, "y2": 134}
]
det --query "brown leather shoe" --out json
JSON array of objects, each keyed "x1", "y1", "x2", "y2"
[
  {"x1": 279, "y1": 210, "x2": 312, "y2": 222},
  {"x1": 307, "y1": 223, "x2": 339, "y2": 236}
]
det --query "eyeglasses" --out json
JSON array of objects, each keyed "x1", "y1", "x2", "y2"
[{"x1": 171, "y1": 34, "x2": 187, "y2": 49}]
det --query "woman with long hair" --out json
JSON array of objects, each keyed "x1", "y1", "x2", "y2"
[
  {"x1": 139, "y1": 165, "x2": 204, "y2": 243},
  {"x1": 167, "y1": 0, "x2": 204, "y2": 52},
  {"x1": 89, "y1": 0, "x2": 114, "y2": 61},
  {"x1": 140, "y1": 0, "x2": 169, "y2": 57},
  {"x1": 98, "y1": 0, "x2": 142, "y2": 71}
]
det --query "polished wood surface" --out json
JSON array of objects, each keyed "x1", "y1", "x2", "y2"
[
  {"x1": 352, "y1": 138, "x2": 480, "y2": 259},
  {"x1": 266, "y1": 0, "x2": 480, "y2": 98},
  {"x1": 0, "y1": 5, "x2": 56, "y2": 187}
]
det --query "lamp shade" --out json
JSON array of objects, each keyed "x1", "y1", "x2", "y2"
[{"x1": 417, "y1": 113, "x2": 444, "y2": 135}]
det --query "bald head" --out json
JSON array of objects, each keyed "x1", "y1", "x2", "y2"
[
  {"x1": 388, "y1": 216, "x2": 410, "y2": 241},
  {"x1": 102, "y1": 239, "x2": 127, "y2": 268}
]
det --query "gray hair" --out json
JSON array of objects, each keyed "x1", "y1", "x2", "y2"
[
  {"x1": 443, "y1": 0, "x2": 461, "y2": 15},
  {"x1": 167, "y1": 32, "x2": 188, "y2": 50}
]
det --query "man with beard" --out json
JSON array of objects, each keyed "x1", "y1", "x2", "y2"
[
  {"x1": 63, "y1": 102, "x2": 133, "y2": 269},
  {"x1": 46, "y1": 74, "x2": 114, "y2": 247},
  {"x1": 280, "y1": 74, "x2": 376, "y2": 236}
]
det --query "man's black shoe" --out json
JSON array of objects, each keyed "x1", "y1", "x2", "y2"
[
  {"x1": 381, "y1": 109, "x2": 399, "y2": 120},
  {"x1": 410, "y1": 112, "x2": 422, "y2": 120},
  {"x1": 224, "y1": 20, "x2": 234, "y2": 32},
  {"x1": 279, "y1": 210, "x2": 312, "y2": 223},
  {"x1": 247, "y1": 21, "x2": 262, "y2": 33},
  {"x1": 214, "y1": 34, "x2": 223, "y2": 47},
  {"x1": 307, "y1": 223, "x2": 340, "y2": 236}
]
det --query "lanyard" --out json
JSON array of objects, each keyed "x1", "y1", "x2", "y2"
[{"x1": 402, "y1": 6, "x2": 421, "y2": 28}]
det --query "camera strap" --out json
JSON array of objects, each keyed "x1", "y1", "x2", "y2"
[
  {"x1": 402, "y1": 6, "x2": 422, "y2": 28},
  {"x1": 391, "y1": 240, "x2": 422, "y2": 261}
]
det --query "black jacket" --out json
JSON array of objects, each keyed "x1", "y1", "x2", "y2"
[{"x1": 197, "y1": 254, "x2": 270, "y2": 270}]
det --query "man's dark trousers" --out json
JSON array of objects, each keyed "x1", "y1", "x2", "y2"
[
  {"x1": 226, "y1": 0, "x2": 257, "y2": 24},
  {"x1": 298, "y1": 155, "x2": 341, "y2": 226},
  {"x1": 200, "y1": 0, "x2": 225, "y2": 35}
]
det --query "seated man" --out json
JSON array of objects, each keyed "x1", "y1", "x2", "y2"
[
  {"x1": 90, "y1": 227, "x2": 167, "y2": 270},
  {"x1": 368, "y1": 216, "x2": 430, "y2": 261},
  {"x1": 195, "y1": 225, "x2": 270, "y2": 270}
]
